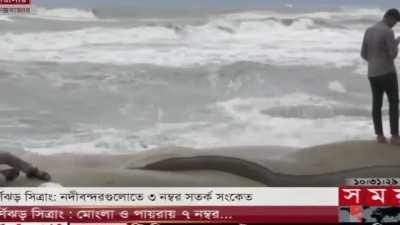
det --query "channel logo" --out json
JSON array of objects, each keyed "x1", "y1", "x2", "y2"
[{"x1": 0, "y1": 0, "x2": 30, "y2": 5}]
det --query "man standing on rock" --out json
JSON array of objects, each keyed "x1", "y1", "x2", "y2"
[{"x1": 361, "y1": 8, "x2": 400, "y2": 144}]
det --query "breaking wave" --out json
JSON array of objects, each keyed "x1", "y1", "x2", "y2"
[{"x1": 0, "y1": 7, "x2": 388, "y2": 70}]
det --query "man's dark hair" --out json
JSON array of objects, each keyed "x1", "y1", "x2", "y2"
[{"x1": 384, "y1": 8, "x2": 400, "y2": 21}]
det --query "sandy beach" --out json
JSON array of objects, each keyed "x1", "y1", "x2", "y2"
[{"x1": 2, "y1": 140, "x2": 398, "y2": 187}]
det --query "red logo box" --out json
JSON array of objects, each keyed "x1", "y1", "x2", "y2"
[
  {"x1": 339, "y1": 187, "x2": 365, "y2": 206},
  {"x1": 388, "y1": 188, "x2": 400, "y2": 205},
  {"x1": 340, "y1": 186, "x2": 400, "y2": 206},
  {"x1": 0, "y1": 0, "x2": 31, "y2": 5},
  {"x1": 364, "y1": 188, "x2": 389, "y2": 206}
]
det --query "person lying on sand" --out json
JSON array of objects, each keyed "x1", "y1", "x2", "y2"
[
  {"x1": 361, "y1": 8, "x2": 400, "y2": 144},
  {"x1": 0, "y1": 152, "x2": 51, "y2": 182}
]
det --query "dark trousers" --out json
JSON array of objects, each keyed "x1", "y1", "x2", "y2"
[{"x1": 369, "y1": 72, "x2": 399, "y2": 136}]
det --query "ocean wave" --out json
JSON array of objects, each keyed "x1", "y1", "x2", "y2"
[
  {"x1": 0, "y1": 8, "x2": 374, "y2": 68},
  {"x1": 222, "y1": 8, "x2": 383, "y2": 22},
  {"x1": 22, "y1": 126, "x2": 151, "y2": 155},
  {"x1": 217, "y1": 93, "x2": 370, "y2": 120},
  {"x1": 22, "y1": 122, "x2": 210, "y2": 155},
  {"x1": 256, "y1": 17, "x2": 345, "y2": 29},
  {"x1": 0, "y1": 26, "x2": 177, "y2": 50},
  {"x1": 212, "y1": 94, "x2": 373, "y2": 147},
  {"x1": 262, "y1": 105, "x2": 370, "y2": 119}
]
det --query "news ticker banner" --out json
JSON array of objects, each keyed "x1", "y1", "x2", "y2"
[
  {"x1": 0, "y1": 187, "x2": 336, "y2": 223},
  {"x1": 0, "y1": 188, "x2": 337, "y2": 206},
  {"x1": 0, "y1": 0, "x2": 30, "y2": 15},
  {"x1": 0, "y1": 186, "x2": 399, "y2": 223}
]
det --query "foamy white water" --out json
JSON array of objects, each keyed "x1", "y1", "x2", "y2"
[
  {"x1": 329, "y1": 81, "x2": 347, "y2": 93},
  {"x1": 0, "y1": 6, "x2": 393, "y2": 154},
  {"x1": 0, "y1": 8, "x2": 389, "y2": 71}
]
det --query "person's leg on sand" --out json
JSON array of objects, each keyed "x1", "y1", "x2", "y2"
[
  {"x1": 0, "y1": 152, "x2": 51, "y2": 181},
  {"x1": 369, "y1": 75, "x2": 387, "y2": 143},
  {"x1": 385, "y1": 73, "x2": 400, "y2": 145}
]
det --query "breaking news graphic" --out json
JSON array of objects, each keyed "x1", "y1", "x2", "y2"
[
  {"x1": 0, "y1": 187, "x2": 337, "y2": 224},
  {"x1": 0, "y1": 186, "x2": 397, "y2": 224}
]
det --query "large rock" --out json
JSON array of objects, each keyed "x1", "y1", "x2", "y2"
[{"x1": 3, "y1": 141, "x2": 398, "y2": 187}]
